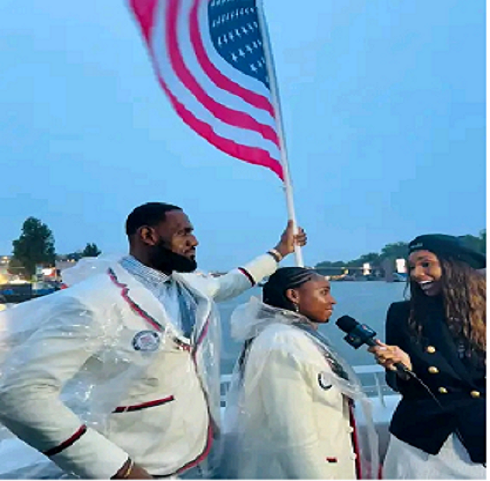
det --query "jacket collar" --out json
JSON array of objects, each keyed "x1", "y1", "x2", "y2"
[
  {"x1": 107, "y1": 263, "x2": 211, "y2": 346},
  {"x1": 107, "y1": 263, "x2": 182, "y2": 340}
]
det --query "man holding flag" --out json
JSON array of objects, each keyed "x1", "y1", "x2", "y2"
[
  {"x1": 0, "y1": 0, "x2": 308, "y2": 477},
  {"x1": 0, "y1": 202, "x2": 306, "y2": 479}
]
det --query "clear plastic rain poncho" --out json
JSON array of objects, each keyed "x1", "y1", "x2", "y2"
[
  {"x1": 0, "y1": 256, "x2": 222, "y2": 479},
  {"x1": 221, "y1": 297, "x2": 379, "y2": 479}
]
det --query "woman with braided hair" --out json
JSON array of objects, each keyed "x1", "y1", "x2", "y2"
[
  {"x1": 369, "y1": 234, "x2": 486, "y2": 479},
  {"x1": 221, "y1": 267, "x2": 378, "y2": 479}
]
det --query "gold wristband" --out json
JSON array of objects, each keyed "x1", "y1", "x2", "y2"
[
  {"x1": 268, "y1": 248, "x2": 283, "y2": 263},
  {"x1": 122, "y1": 459, "x2": 134, "y2": 479}
]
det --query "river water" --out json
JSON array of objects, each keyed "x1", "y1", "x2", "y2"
[{"x1": 218, "y1": 281, "x2": 407, "y2": 374}]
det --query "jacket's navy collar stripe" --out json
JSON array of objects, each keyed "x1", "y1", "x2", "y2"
[
  {"x1": 113, "y1": 395, "x2": 175, "y2": 413},
  {"x1": 108, "y1": 267, "x2": 163, "y2": 332},
  {"x1": 43, "y1": 425, "x2": 87, "y2": 457},
  {"x1": 238, "y1": 267, "x2": 255, "y2": 286}
]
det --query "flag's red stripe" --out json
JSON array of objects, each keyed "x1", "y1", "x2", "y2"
[
  {"x1": 145, "y1": 29, "x2": 284, "y2": 179},
  {"x1": 166, "y1": 0, "x2": 280, "y2": 147},
  {"x1": 129, "y1": 0, "x2": 159, "y2": 42},
  {"x1": 162, "y1": 77, "x2": 284, "y2": 178},
  {"x1": 131, "y1": 0, "x2": 275, "y2": 117},
  {"x1": 190, "y1": 0, "x2": 275, "y2": 117},
  {"x1": 132, "y1": 0, "x2": 284, "y2": 179}
]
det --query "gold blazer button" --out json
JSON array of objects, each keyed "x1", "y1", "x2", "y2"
[
  {"x1": 426, "y1": 346, "x2": 436, "y2": 354},
  {"x1": 428, "y1": 366, "x2": 439, "y2": 374},
  {"x1": 470, "y1": 390, "x2": 481, "y2": 398},
  {"x1": 438, "y1": 387, "x2": 448, "y2": 394}
]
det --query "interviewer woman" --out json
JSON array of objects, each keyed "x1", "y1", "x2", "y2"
[{"x1": 370, "y1": 234, "x2": 486, "y2": 479}]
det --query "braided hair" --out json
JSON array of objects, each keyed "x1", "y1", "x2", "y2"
[
  {"x1": 263, "y1": 267, "x2": 318, "y2": 311},
  {"x1": 238, "y1": 267, "x2": 317, "y2": 376}
]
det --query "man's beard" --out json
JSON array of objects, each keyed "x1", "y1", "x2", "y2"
[{"x1": 149, "y1": 240, "x2": 197, "y2": 274}]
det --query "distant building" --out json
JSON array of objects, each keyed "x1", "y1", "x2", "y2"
[
  {"x1": 396, "y1": 258, "x2": 407, "y2": 273},
  {"x1": 0, "y1": 256, "x2": 11, "y2": 284},
  {"x1": 55, "y1": 259, "x2": 78, "y2": 272}
]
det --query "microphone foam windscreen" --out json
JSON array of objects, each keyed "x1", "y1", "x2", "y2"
[{"x1": 335, "y1": 315, "x2": 358, "y2": 333}]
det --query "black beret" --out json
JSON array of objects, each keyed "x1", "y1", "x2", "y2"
[{"x1": 408, "y1": 234, "x2": 486, "y2": 269}]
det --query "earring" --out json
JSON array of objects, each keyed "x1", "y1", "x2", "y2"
[{"x1": 293, "y1": 303, "x2": 300, "y2": 313}]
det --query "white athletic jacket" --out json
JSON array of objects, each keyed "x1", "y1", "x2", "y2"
[
  {"x1": 222, "y1": 299, "x2": 379, "y2": 479},
  {"x1": 0, "y1": 254, "x2": 277, "y2": 479}
]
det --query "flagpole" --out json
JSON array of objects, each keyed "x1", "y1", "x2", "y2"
[{"x1": 256, "y1": 0, "x2": 304, "y2": 267}]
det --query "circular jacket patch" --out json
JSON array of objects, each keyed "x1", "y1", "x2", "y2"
[
  {"x1": 318, "y1": 372, "x2": 333, "y2": 390},
  {"x1": 132, "y1": 330, "x2": 161, "y2": 352}
]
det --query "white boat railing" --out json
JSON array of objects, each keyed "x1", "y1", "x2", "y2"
[{"x1": 351, "y1": 364, "x2": 395, "y2": 407}]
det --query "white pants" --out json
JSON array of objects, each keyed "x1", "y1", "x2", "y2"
[{"x1": 382, "y1": 433, "x2": 486, "y2": 480}]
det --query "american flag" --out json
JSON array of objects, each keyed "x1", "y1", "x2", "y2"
[{"x1": 129, "y1": 0, "x2": 284, "y2": 180}]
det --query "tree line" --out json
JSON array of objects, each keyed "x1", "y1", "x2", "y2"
[
  {"x1": 6, "y1": 216, "x2": 486, "y2": 280},
  {"x1": 8, "y1": 217, "x2": 101, "y2": 278},
  {"x1": 315, "y1": 230, "x2": 486, "y2": 272}
]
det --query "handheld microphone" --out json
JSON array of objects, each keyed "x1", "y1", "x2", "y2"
[{"x1": 336, "y1": 315, "x2": 412, "y2": 375}]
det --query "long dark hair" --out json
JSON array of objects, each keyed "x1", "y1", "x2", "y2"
[{"x1": 408, "y1": 254, "x2": 486, "y2": 354}]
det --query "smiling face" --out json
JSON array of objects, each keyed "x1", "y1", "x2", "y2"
[
  {"x1": 286, "y1": 274, "x2": 337, "y2": 323},
  {"x1": 408, "y1": 250, "x2": 443, "y2": 296}
]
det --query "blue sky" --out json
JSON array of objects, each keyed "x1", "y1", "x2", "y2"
[{"x1": 0, "y1": 0, "x2": 485, "y2": 270}]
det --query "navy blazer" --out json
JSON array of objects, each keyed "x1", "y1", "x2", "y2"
[{"x1": 385, "y1": 300, "x2": 486, "y2": 464}]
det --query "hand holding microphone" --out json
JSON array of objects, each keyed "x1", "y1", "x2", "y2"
[
  {"x1": 336, "y1": 315, "x2": 413, "y2": 375},
  {"x1": 367, "y1": 340, "x2": 412, "y2": 373}
]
